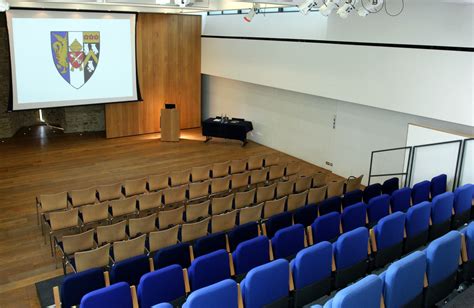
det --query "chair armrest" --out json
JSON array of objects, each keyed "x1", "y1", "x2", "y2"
[
  {"x1": 53, "y1": 286, "x2": 61, "y2": 308},
  {"x1": 149, "y1": 258, "x2": 155, "y2": 272},
  {"x1": 237, "y1": 283, "x2": 244, "y2": 308},
  {"x1": 369, "y1": 228, "x2": 377, "y2": 253},
  {"x1": 130, "y1": 285, "x2": 139, "y2": 308},
  {"x1": 183, "y1": 268, "x2": 191, "y2": 293},
  {"x1": 104, "y1": 271, "x2": 110, "y2": 287},
  {"x1": 229, "y1": 253, "x2": 235, "y2": 276}
]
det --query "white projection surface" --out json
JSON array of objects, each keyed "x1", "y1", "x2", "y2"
[{"x1": 6, "y1": 10, "x2": 138, "y2": 110}]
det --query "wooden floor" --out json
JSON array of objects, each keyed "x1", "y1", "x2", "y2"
[{"x1": 0, "y1": 126, "x2": 337, "y2": 307}]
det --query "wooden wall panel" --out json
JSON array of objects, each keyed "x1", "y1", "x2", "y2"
[{"x1": 105, "y1": 14, "x2": 201, "y2": 138}]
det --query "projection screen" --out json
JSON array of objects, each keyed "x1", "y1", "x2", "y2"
[{"x1": 6, "y1": 9, "x2": 138, "y2": 110}]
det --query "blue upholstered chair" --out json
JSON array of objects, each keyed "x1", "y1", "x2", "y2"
[
  {"x1": 311, "y1": 212, "x2": 341, "y2": 244},
  {"x1": 188, "y1": 249, "x2": 231, "y2": 291},
  {"x1": 290, "y1": 242, "x2": 332, "y2": 307},
  {"x1": 390, "y1": 187, "x2": 411, "y2": 213},
  {"x1": 371, "y1": 212, "x2": 406, "y2": 268},
  {"x1": 241, "y1": 259, "x2": 289, "y2": 308},
  {"x1": 151, "y1": 303, "x2": 173, "y2": 308},
  {"x1": 367, "y1": 194, "x2": 390, "y2": 227},
  {"x1": 318, "y1": 196, "x2": 342, "y2": 216},
  {"x1": 182, "y1": 279, "x2": 239, "y2": 308},
  {"x1": 342, "y1": 189, "x2": 363, "y2": 209},
  {"x1": 363, "y1": 183, "x2": 382, "y2": 204},
  {"x1": 110, "y1": 254, "x2": 150, "y2": 287},
  {"x1": 380, "y1": 251, "x2": 426, "y2": 308},
  {"x1": 80, "y1": 282, "x2": 134, "y2": 308},
  {"x1": 193, "y1": 232, "x2": 227, "y2": 257},
  {"x1": 232, "y1": 236, "x2": 270, "y2": 278},
  {"x1": 431, "y1": 174, "x2": 447, "y2": 199},
  {"x1": 382, "y1": 177, "x2": 399, "y2": 196},
  {"x1": 411, "y1": 180, "x2": 430, "y2": 205},
  {"x1": 153, "y1": 242, "x2": 191, "y2": 270},
  {"x1": 227, "y1": 221, "x2": 259, "y2": 252},
  {"x1": 271, "y1": 224, "x2": 305, "y2": 260},
  {"x1": 424, "y1": 231, "x2": 461, "y2": 307},
  {"x1": 452, "y1": 184, "x2": 473, "y2": 229},
  {"x1": 137, "y1": 264, "x2": 186, "y2": 308},
  {"x1": 262, "y1": 211, "x2": 293, "y2": 238},
  {"x1": 341, "y1": 202, "x2": 366, "y2": 233},
  {"x1": 55, "y1": 267, "x2": 107, "y2": 308},
  {"x1": 461, "y1": 222, "x2": 474, "y2": 281},
  {"x1": 404, "y1": 201, "x2": 431, "y2": 253},
  {"x1": 322, "y1": 275, "x2": 383, "y2": 308},
  {"x1": 429, "y1": 192, "x2": 454, "y2": 241},
  {"x1": 293, "y1": 204, "x2": 318, "y2": 227},
  {"x1": 333, "y1": 227, "x2": 369, "y2": 288}
]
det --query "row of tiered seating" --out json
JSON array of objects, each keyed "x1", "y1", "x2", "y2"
[{"x1": 60, "y1": 220, "x2": 474, "y2": 308}]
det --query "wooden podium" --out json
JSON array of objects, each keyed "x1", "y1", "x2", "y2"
[{"x1": 160, "y1": 108, "x2": 180, "y2": 142}]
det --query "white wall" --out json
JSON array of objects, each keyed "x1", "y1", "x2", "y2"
[{"x1": 202, "y1": 75, "x2": 474, "y2": 185}]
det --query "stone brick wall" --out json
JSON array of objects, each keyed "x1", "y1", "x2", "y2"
[{"x1": 0, "y1": 13, "x2": 105, "y2": 138}]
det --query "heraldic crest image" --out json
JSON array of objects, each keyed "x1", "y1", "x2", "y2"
[{"x1": 51, "y1": 31, "x2": 100, "y2": 89}]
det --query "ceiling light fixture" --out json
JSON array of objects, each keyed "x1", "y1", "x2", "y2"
[
  {"x1": 0, "y1": 0, "x2": 9, "y2": 11},
  {"x1": 337, "y1": 0, "x2": 357, "y2": 18},
  {"x1": 319, "y1": 0, "x2": 342, "y2": 16},
  {"x1": 244, "y1": 3, "x2": 260, "y2": 22},
  {"x1": 358, "y1": 0, "x2": 383, "y2": 16}
]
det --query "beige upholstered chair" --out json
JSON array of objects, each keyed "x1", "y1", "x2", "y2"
[
  {"x1": 263, "y1": 196, "x2": 287, "y2": 218},
  {"x1": 234, "y1": 188, "x2": 256, "y2": 209},
  {"x1": 256, "y1": 183, "x2": 277, "y2": 204},
  {"x1": 211, "y1": 210, "x2": 237, "y2": 233},
  {"x1": 158, "y1": 206, "x2": 184, "y2": 229},
  {"x1": 109, "y1": 197, "x2": 138, "y2": 221},
  {"x1": 96, "y1": 220, "x2": 128, "y2": 245},
  {"x1": 191, "y1": 165, "x2": 211, "y2": 183},
  {"x1": 230, "y1": 159, "x2": 247, "y2": 174},
  {"x1": 327, "y1": 179, "x2": 345, "y2": 198},
  {"x1": 37, "y1": 192, "x2": 69, "y2": 227},
  {"x1": 210, "y1": 176, "x2": 231, "y2": 196},
  {"x1": 112, "y1": 234, "x2": 147, "y2": 262},
  {"x1": 48, "y1": 209, "x2": 81, "y2": 255},
  {"x1": 163, "y1": 185, "x2": 187, "y2": 208},
  {"x1": 181, "y1": 217, "x2": 210, "y2": 242},
  {"x1": 210, "y1": 194, "x2": 234, "y2": 215},
  {"x1": 285, "y1": 161, "x2": 300, "y2": 177},
  {"x1": 69, "y1": 188, "x2": 97, "y2": 208},
  {"x1": 211, "y1": 161, "x2": 230, "y2": 178},
  {"x1": 239, "y1": 203, "x2": 263, "y2": 225},
  {"x1": 123, "y1": 178, "x2": 148, "y2": 197},
  {"x1": 268, "y1": 165, "x2": 285, "y2": 183},
  {"x1": 287, "y1": 191, "x2": 308, "y2": 211},
  {"x1": 80, "y1": 203, "x2": 109, "y2": 227},
  {"x1": 185, "y1": 200, "x2": 210, "y2": 222},
  {"x1": 312, "y1": 172, "x2": 328, "y2": 188},
  {"x1": 250, "y1": 168, "x2": 269, "y2": 187},
  {"x1": 308, "y1": 186, "x2": 328, "y2": 205},
  {"x1": 97, "y1": 183, "x2": 123, "y2": 202},
  {"x1": 188, "y1": 180, "x2": 210, "y2": 202},
  {"x1": 61, "y1": 229, "x2": 96, "y2": 256},
  {"x1": 295, "y1": 176, "x2": 312, "y2": 193},
  {"x1": 148, "y1": 173, "x2": 169, "y2": 192},
  {"x1": 74, "y1": 243, "x2": 110, "y2": 273},
  {"x1": 148, "y1": 225, "x2": 180, "y2": 252},
  {"x1": 345, "y1": 175, "x2": 363, "y2": 193},
  {"x1": 128, "y1": 214, "x2": 157, "y2": 238},
  {"x1": 276, "y1": 180, "x2": 295, "y2": 198},
  {"x1": 137, "y1": 192, "x2": 163, "y2": 213},
  {"x1": 264, "y1": 154, "x2": 280, "y2": 167},
  {"x1": 170, "y1": 170, "x2": 191, "y2": 187},
  {"x1": 247, "y1": 155, "x2": 264, "y2": 171},
  {"x1": 231, "y1": 172, "x2": 250, "y2": 191}
]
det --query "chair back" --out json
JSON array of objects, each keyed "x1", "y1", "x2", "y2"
[
  {"x1": 318, "y1": 196, "x2": 342, "y2": 216},
  {"x1": 374, "y1": 212, "x2": 406, "y2": 250},
  {"x1": 256, "y1": 183, "x2": 276, "y2": 203},
  {"x1": 308, "y1": 186, "x2": 327, "y2": 205},
  {"x1": 431, "y1": 192, "x2": 454, "y2": 224},
  {"x1": 334, "y1": 227, "x2": 369, "y2": 271},
  {"x1": 185, "y1": 200, "x2": 210, "y2": 222},
  {"x1": 268, "y1": 165, "x2": 285, "y2": 181},
  {"x1": 69, "y1": 187, "x2": 97, "y2": 207},
  {"x1": 75, "y1": 244, "x2": 110, "y2": 273},
  {"x1": 312, "y1": 172, "x2": 328, "y2": 188},
  {"x1": 39, "y1": 191, "x2": 68, "y2": 212},
  {"x1": 363, "y1": 183, "x2": 382, "y2": 204},
  {"x1": 285, "y1": 161, "x2": 300, "y2": 176},
  {"x1": 163, "y1": 185, "x2": 187, "y2": 206},
  {"x1": 231, "y1": 171, "x2": 250, "y2": 190},
  {"x1": 49, "y1": 208, "x2": 79, "y2": 231},
  {"x1": 211, "y1": 176, "x2": 231, "y2": 195},
  {"x1": 345, "y1": 175, "x2": 363, "y2": 193},
  {"x1": 148, "y1": 225, "x2": 180, "y2": 252},
  {"x1": 327, "y1": 275, "x2": 382, "y2": 308},
  {"x1": 239, "y1": 203, "x2": 263, "y2": 225},
  {"x1": 264, "y1": 154, "x2": 280, "y2": 167},
  {"x1": 426, "y1": 231, "x2": 461, "y2": 286},
  {"x1": 247, "y1": 155, "x2": 264, "y2": 170},
  {"x1": 109, "y1": 197, "x2": 137, "y2": 217},
  {"x1": 62, "y1": 229, "x2": 95, "y2": 255},
  {"x1": 341, "y1": 202, "x2": 366, "y2": 233},
  {"x1": 227, "y1": 222, "x2": 259, "y2": 252},
  {"x1": 382, "y1": 177, "x2": 399, "y2": 195},
  {"x1": 158, "y1": 206, "x2": 184, "y2": 229},
  {"x1": 191, "y1": 165, "x2": 211, "y2": 182},
  {"x1": 194, "y1": 232, "x2": 227, "y2": 257},
  {"x1": 129, "y1": 214, "x2": 157, "y2": 237},
  {"x1": 112, "y1": 234, "x2": 146, "y2": 262},
  {"x1": 137, "y1": 192, "x2": 162, "y2": 211},
  {"x1": 182, "y1": 279, "x2": 238, "y2": 308},
  {"x1": 272, "y1": 224, "x2": 305, "y2": 259},
  {"x1": 312, "y1": 212, "x2": 341, "y2": 243},
  {"x1": 230, "y1": 159, "x2": 247, "y2": 174},
  {"x1": 411, "y1": 180, "x2": 431, "y2": 205},
  {"x1": 80, "y1": 281, "x2": 132, "y2": 308},
  {"x1": 390, "y1": 188, "x2": 411, "y2": 213},
  {"x1": 327, "y1": 180, "x2": 345, "y2": 198},
  {"x1": 431, "y1": 174, "x2": 447, "y2": 198},
  {"x1": 211, "y1": 210, "x2": 237, "y2": 233},
  {"x1": 367, "y1": 194, "x2": 390, "y2": 225},
  {"x1": 60, "y1": 268, "x2": 106, "y2": 308},
  {"x1": 342, "y1": 189, "x2": 362, "y2": 209},
  {"x1": 188, "y1": 249, "x2": 231, "y2": 291},
  {"x1": 263, "y1": 196, "x2": 286, "y2": 218},
  {"x1": 264, "y1": 212, "x2": 293, "y2": 238},
  {"x1": 212, "y1": 161, "x2": 230, "y2": 178},
  {"x1": 454, "y1": 184, "x2": 472, "y2": 215},
  {"x1": 97, "y1": 183, "x2": 122, "y2": 202},
  {"x1": 81, "y1": 203, "x2": 109, "y2": 224},
  {"x1": 110, "y1": 254, "x2": 149, "y2": 286},
  {"x1": 250, "y1": 168, "x2": 269, "y2": 185},
  {"x1": 153, "y1": 243, "x2": 191, "y2": 270},
  {"x1": 170, "y1": 169, "x2": 191, "y2": 187},
  {"x1": 232, "y1": 236, "x2": 270, "y2": 275},
  {"x1": 96, "y1": 220, "x2": 127, "y2": 245},
  {"x1": 181, "y1": 217, "x2": 210, "y2": 242},
  {"x1": 405, "y1": 201, "x2": 431, "y2": 238},
  {"x1": 276, "y1": 180, "x2": 295, "y2": 198},
  {"x1": 188, "y1": 180, "x2": 210, "y2": 200},
  {"x1": 148, "y1": 173, "x2": 169, "y2": 192},
  {"x1": 234, "y1": 188, "x2": 255, "y2": 209},
  {"x1": 295, "y1": 176, "x2": 312, "y2": 193},
  {"x1": 293, "y1": 204, "x2": 318, "y2": 227},
  {"x1": 123, "y1": 178, "x2": 147, "y2": 197}
]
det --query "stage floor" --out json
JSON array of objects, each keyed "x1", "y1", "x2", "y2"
[{"x1": 0, "y1": 126, "x2": 335, "y2": 307}]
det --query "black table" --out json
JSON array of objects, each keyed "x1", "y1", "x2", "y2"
[{"x1": 202, "y1": 117, "x2": 253, "y2": 146}]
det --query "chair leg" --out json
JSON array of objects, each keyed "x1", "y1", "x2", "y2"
[
  {"x1": 50, "y1": 234, "x2": 54, "y2": 257},
  {"x1": 36, "y1": 206, "x2": 40, "y2": 226}
]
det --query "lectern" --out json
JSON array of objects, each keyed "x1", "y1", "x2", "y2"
[{"x1": 160, "y1": 108, "x2": 180, "y2": 142}]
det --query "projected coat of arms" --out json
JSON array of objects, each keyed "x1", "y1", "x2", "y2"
[{"x1": 50, "y1": 31, "x2": 100, "y2": 89}]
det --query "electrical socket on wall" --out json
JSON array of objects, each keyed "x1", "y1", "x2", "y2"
[{"x1": 326, "y1": 161, "x2": 333, "y2": 167}]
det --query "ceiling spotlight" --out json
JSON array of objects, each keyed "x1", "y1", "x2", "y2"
[
  {"x1": 337, "y1": 0, "x2": 357, "y2": 18},
  {"x1": 0, "y1": 0, "x2": 9, "y2": 12},
  {"x1": 298, "y1": 0, "x2": 316, "y2": 15},
  {"x1": 358, "y1": 0, "x2": 383, "y2": 16},
  {"x1": 244, "y1": 3, "x2": 260, "y2": 22},
  {"x1": 174, "y1": 0, "x2": 190, "y2": 8},
  {"x1": 319, "y1": 0, "x2": 342, "y2": 16}
]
